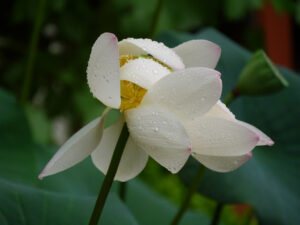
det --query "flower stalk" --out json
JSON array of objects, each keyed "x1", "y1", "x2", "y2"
[
  {"x1": 169, "y1": 166, "x2": 206, "y2": 225},
  {"x1": 149, "y1": 0, "x2": 165, "y2": 39},
  {"x1": 119, "y1": 182, "x2": 127, "y2": 201},
  {"x1": 21, "y1": 0, "x2": 47, "y2": 104},
  {"x1": 88, "y1": 123, "x2": 129, "y2": 225},
  {"x1": 210, "y1": 203, "x2": 224, "y2": 225}
]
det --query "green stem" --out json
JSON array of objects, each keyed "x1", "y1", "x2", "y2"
[
  {"x1": 21, "y1": 0, "x2": 47, "y2": 104},
  {"x1": 210, "y1": 203, "x2": 224, "y2": 225},
  {"x1": 243, "y1": 207, "x2": 254, "y2": 225},
  {"x1": 149, "y1": 0, "x2": 165, "y2": 39},
  {"x1": 88, "y1": 123, "x2": 129, "y2": 225},
  {"x1": 169, "y1": 166, "x2": 206, "y2": 225},
  {"x1": 119, "y1": 182, "x2": 127, "y2": 201}
]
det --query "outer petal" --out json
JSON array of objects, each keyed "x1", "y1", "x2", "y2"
[
  {"x1": 120, "y1": 58, "x2": 170, "y2": 89},
  {"x1": 91, "y1": 117, "x2": 148, "y2": 182},
  {"x1": 207, "y1": 101, "x2": 274, "y2": 146},
  {"x1": 142, "y1": 67, "x2": 222, "y2": 120},
  {"x1": 206, "y1": 100, "x2": 236, "y2": 120},
  {"x1": 185, "y1": 116, "x2": 259, "y2": 157},
  {"x1": 173, "y1": 40, "x2": 221, "y2": 69},
  {"x1": 87, "y1": 33, "x2": 121, "y2": 108},
  {"x1": 237, "y1": 121, "x2": 274, "y2": 146},
  {"x1": 39, "y1": 109, "x2": 109, "y2": 179},
  {"x1": 125, "y1": 104, "x2": 191, "y2": 173},
  {"x1": 192, "y1": 153, "x2": 252, "y2": 172},
  {"x1": 119, "y1": 38, "x2": 184, "y2": 70}
]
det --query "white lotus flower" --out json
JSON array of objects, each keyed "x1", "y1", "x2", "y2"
[{"x1": 39, "y1": 33, "x2": 273, "y2": 181}]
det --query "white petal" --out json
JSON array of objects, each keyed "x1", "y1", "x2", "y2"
[
  {"x1": 120, "y1": 58, "x2": 170, "y2": 89},
  {"x1": 142, "y1": 67, "x2": 222, "y2": 120},
  {"x1": 39, "y1": 110, "x2": 109, "y2": 179},
  {"x1": 173, "y1": 40, "x2": 221, "y2": 69},
  {"x1": 125, "y1": 104, "x2": 191, "y2": 173},
  {"x1": 237, "y1": 121, "x2": 274, "y2": 146},
  {"x1": 91, "y1": 117, "x2": 148, "y2": 182},
  {"x1": 87, "y1": 33, "x2": 121, "y2": 108},
  {"x1": 185, "y1": 116, "x2": 259, "y2": 157},
  {"x1": 206, "y1": 100, "x2": 235, "y2": 121},
  {"x1": 119, "y1": 38, "x2": 184, "y2": 70},
  {"x1": 207, "y1": 101, "x2": 274, "y2": 146},
  {"x1": 193, "y1": 152, "x2": 252, "y2": 172}
]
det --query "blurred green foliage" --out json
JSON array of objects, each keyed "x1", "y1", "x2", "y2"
[{"x1": 1, "y1": 0, "x2": 299, "y2": 225}]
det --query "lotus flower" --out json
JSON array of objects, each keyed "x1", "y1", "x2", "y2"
[{"x1": 39, "y1": 33, "x2": 273, "y2": 181}]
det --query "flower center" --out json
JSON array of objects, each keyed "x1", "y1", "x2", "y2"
[
  {"x1": 119, "y1": 55, "x2": 147, "y2": 112},
  {"x1": 120, "y1": 80, "x2": 147, "y2": 111}
]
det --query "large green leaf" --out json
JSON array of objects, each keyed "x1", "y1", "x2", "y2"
[
  {"x1": 126, "y1": 180, "x2": 212, "y2": 225},
  {"x1": 157, "y1": 29, "x2": 300, "y2": 225}
]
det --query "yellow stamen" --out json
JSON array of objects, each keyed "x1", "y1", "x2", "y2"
[
  {"x1": 119, "y1": 55, "x2": 138, "y2": 67},
  {"x1": 141, "y1": 55, "x2": 173, "y2": 71},
  {"x1": 120, "y1": 80, "x2": 147, "y2": 111}
]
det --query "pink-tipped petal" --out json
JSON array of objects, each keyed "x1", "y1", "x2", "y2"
[
  {"x1": 39, "y1": 110, "x2": 109, "y2": 179},
  {"x1": 206, "y1": 101, "x2": 274, "y2": 147},
  {"x1": 185, "y1": 116, "x2": 259, "y2": 157},
  {"x1": 237, "y1": 121, "x2": 274, "y2": 146},
  {"x1": 119, "y1": 38, "x2": 184, "y2": 70},
  {"x1": 173, "y1": 40, "x2": 221, "y2": 69},
  {"x1": 87, "y1": 33, "x2": 121, "y2": 108},
  {"x1": 192, "y1": 153, "x2": 252, "y2": 172},
  {"x1": 125, "y1": 104, "x2": 191, "y2": 173},
  {"x1": 142, "y1": 67, "x2": 222, "y2": 120}
]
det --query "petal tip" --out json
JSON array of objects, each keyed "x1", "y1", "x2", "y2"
[
  {"x1": 38, "y1": 172, "x2": 45, "y2": 180},
  {"x1": 103, "y1": 32, "x2": 118, "y2": 43},
  {"x1": 175, "y1": 62, "x2": 185, "y2": 70},
  {"x1": 255, "y1": 134, "x2": 260, "y2": 142},
  {"x1": 215, "y1": 45, "x2": 221, "y2": 53},
  {"x1": 188, "y1": 144, "x2": 192, "y2": 153},
  {"x1": 247, "y1": 151, "x2": 253, "y2": 158},
  {"x1": 110, "y1": 34, "x2": 117, "y2": 42},
  {"x1": 268, "y1": 140, "x2": 275, "y2": 146}
]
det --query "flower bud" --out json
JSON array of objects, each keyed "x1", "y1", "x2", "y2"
[{"x1": 236, "y1": 50, "x2": 288, "y2": 95}]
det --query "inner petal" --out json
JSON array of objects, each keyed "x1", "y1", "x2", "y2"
[{"x1": 118, "y1": 55, "x2": 171, "y2": 111}]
